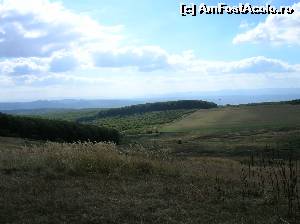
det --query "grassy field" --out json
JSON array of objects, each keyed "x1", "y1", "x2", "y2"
[
  {"x1": 0, "y1": 138, "x2": 299, "y2": 223},
  {"x1": 121, "y1": 105, "x2": 300, "y2": 158},
  {"x1": 161, "y1": 104, "x2": 300, "y2": 134},
  {"x1": 8, "y1": 104, "x2": 300, "y2": 157},
  {"x1": 1, "y1": 103, "x2": 300, "y2": 223}
]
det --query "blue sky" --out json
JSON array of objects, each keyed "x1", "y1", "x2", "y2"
[
  {"x1": 59, "y1": 0, "x2": 300, "y2": 62},
  {"x1": 0, "y1": 0, "x2": 299, "y2": 101}
]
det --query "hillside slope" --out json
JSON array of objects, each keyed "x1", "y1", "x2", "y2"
[
  {"x1": 77, "y1": 100, "x2": 217, "y2": 122},
  {"x1": 161, "y1": 104, "x2": 300, "y2": 133}
]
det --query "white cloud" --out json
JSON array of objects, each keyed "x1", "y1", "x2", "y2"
[
  {"x1": 49, "y1": 53, "x2": 79, "y2": 73},
  {"x1": 233, "y1": 3, "x2": 300, "y2": 45},
  {"x1": 0, "y1": 75, "x2": 13, "y2": 86},
  {"x1": 224, "y1": 56, "x2": 295, "y2": 73},
  {"x1": 7, "y1": 56, "x2": 299, "y2": 90},
  {"x1": 92, "y1": 46, "x2": 171, "y2": 72},
  {"x1": 0, "y1": 0, "x2": 122, "y2": 57},
  {"x1": 0, "y1": 0, "x2": 298, "y2": 77},
  {"x1": 1, "y1": 54, "x2": 298, "y2": 85},
  {"x1": 0, "y1": 58, "x2": 47, "y2": 75},
  {"x1": 0, "y1": 0, "x2": 174, "y2": 73},
  {"x1": 0, "y1": 0, "x2": 299, "y2": 100},
  {"x1": 168, "y1": 54, "x2": 298, "y2": 74},
  {"x1": 2, "y1": 70, "x2": 300, "y2": 101}
]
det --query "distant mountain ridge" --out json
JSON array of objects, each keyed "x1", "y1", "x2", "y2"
[
  {"x1": 1, "y1": 88, "x2": 300, "y2": 111},
  {"x1": 0, "y1": 99, "x2": 143, "y2": 111},
  {"x1": 149, "y1": 88, "x2": 300, "y2": 105}
]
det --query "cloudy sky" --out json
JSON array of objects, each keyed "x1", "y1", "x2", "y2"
[{"x1": 0, "y1": 0, "x2": 299, "y2": 101}]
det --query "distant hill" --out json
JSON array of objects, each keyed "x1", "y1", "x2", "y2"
[
  {"x1": 240, "y1": 99, "x2": 300, "y2": 107},
  {"x1": 151, "y1": 88, "x2": 300, "y2": 105},
  {"x1": 0, "y1": 108, "x2": 76, "y2": 116},
  {"x1": 0, "y1": 99, "x2": 143, "y2": 111},
  {"x1": 78, "y1": 100, "x2": 218, "y2": 122},
  {"x1": 2, "y1": 108, "x2": 103, "y2": 122},
  {"x1": 2, "y1": 88, "x2": 300, "y2": 111}
]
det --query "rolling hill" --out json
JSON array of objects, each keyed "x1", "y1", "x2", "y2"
[
  {"x1": 161, "y1": 104, "x2": 300, "y2": 134},
  {"x1": 77, "y1": 100, "x2": 218, "y2": 121}
]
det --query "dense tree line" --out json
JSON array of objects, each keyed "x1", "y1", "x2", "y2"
[
  {"x1": 289, "y1": 99, "x2": 300, "y2": 105},
  {"x1": 78, "y1": 100, "x2": 217, "y2": 122},
  {"x1": 241, "y1": 99, "x2": 300, "y2": 107},
  {"x1": 0, "y1": 113, "x2": 120, "y2": 144}
]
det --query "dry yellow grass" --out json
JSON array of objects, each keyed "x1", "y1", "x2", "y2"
[
  {"x1": 0, "y1": 139, "x2": 299, "y2": 223},
  {"x1": 0, "y1": 141, "x2": 181, "y2": 176}
]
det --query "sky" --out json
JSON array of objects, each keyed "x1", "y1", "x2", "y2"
[{"x1": 0, "y1": 0, "x2": 299, "y2": 101}]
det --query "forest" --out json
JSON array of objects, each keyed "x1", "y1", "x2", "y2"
[
  {"x1": 0, "y1": 113, "x2": 120, "y2": 144},
  {"x1": 77, "y1": 100, "x2": 218, "y2": 122}
]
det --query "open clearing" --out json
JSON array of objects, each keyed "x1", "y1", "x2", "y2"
[{"x1": 161, "y1": 105, "x2": 300, "y2": 134}]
